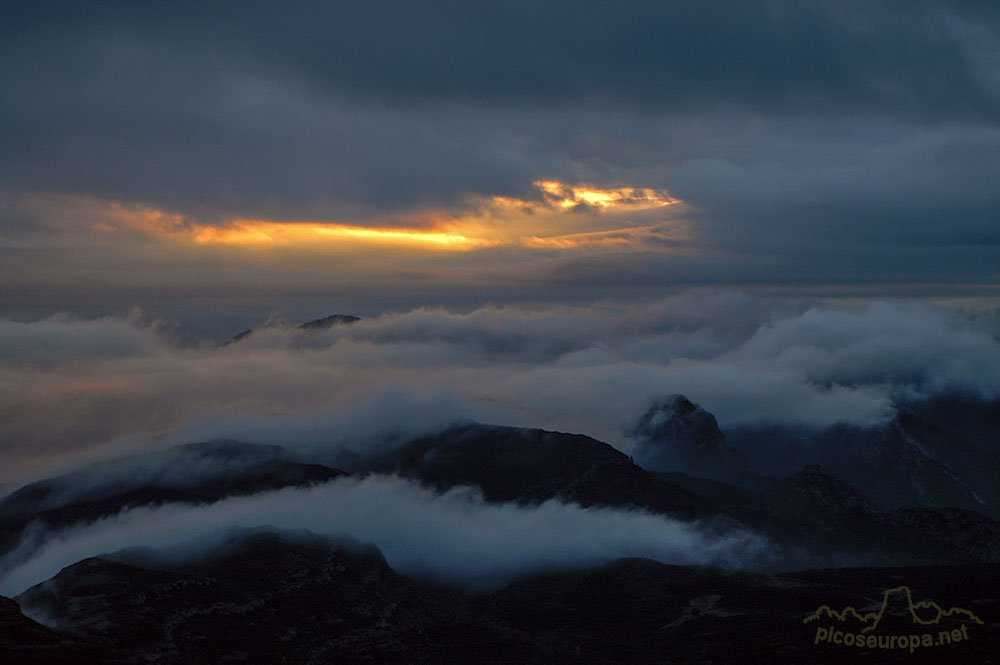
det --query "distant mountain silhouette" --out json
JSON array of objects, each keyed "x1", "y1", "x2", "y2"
[
  {"x1": 359, "y1": 423, "x2": 722, "y2": 521},
  {"x1": 0, "y1": 441, "x2": 345, "y2": 557},
  {"x1": 351, "y1": 420, "x2": 1000, "y2": 568},
  {"x1": 16, "y1": 532, "x2": 454, "y2": 665},
  {"x1": 298, "y1": 313, "x2": 360, "y2": 330},
  {"x1": 5, "y1": 408, "x2": 1000, "y2": 663},
  {"x1": 725, "y1": 394, "x2": 1000, "y2": 517},
  {"x1": 631, "y1": 395, "x2": 754, "y2": 485},
  {"x1": 222, "y1": 313, "x2": 359, "y2": 345},
  {"x1": 6, "y1": 423, "x2": 1000, "y2": 574},
  {"x1": 659, "y1": 463, "x2": 1000, "y2": 566}
]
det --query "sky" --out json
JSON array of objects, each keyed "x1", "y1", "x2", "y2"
[{"x1": 2, "y1": 0, "x2": 999, "y2": 334}]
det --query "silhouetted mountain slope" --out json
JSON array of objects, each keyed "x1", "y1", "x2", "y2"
[
  {"x1": 222, "y1": 313, "x2": 359, "y2": 345},
  {"x1": 11, "y1": 533, "x2": 999, "y2": 664},
  {"x1": 15, "y1": 532, "x2": 525, "y2": 665},
  {"x1": 883, "y1": 507, "x2": 1000, "y2": 564},
  {"x1": 5, "y1": 421, "x2": 996, "y2": 580},
  {"x1": 659, "y1": 464, "x2": 1000, "y2": 566},
  {"x1": 0, "y1": 595, "x2": 117, "y2": 664},
  {"x1": 726, "y1": 395, "x2": 1000, "y2": 517},
  {"x1": 762, "y1": 465, "x2": 1000, "y2": 565},
  {"x1": 362, "y1": 423, "x2": 720, "y2": 520},
  {"x1": 220, "y1": 328, "x2": 252, "y2": 346},
  {"x1": 0, "y1": 441, "x2": 345, "y2": 557},
  {"x1": 766, "y1": 464, "x2": 883, "y2": 542},
  {"x1": 298, "y1": 313, "x2": 361, "y2": 330},
  {"x1": 631, "y1": 395, "x2": 754, "y2": 485},
  {"x1": 358, "y1": 408, "x2": 1000, "y2": 568},
  {"x1": 485, "y1": 559, "x2": 1000, "y2": 664}
]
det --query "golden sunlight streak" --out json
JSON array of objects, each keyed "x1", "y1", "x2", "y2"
[
  {"x1": 190, "y1": 221, "x2": 489, "y2": 250},
  {"x1": 533, "y1": 181, "x2": 680, "y2": 210},
  {"x1": 79, "y1": 180, "x2": 687, "y2": 254}
]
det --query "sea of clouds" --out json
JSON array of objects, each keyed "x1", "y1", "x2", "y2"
[
  {"x1": 3, "y1": 289, "x2": 999, "y2": 485},
  {"x1": 2, "y1": 289, "x2": 998, "y2": 595}
]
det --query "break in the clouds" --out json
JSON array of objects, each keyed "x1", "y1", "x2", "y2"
[
  {"x1": 2, "y1": 291, "x2": 999, "y2": 485},
  {"x1": 2, "y1": 1, "x2": 999, "y2": 319},
  {"x1": 0, "y1": 474, "x2": 778, "y2": 597}
]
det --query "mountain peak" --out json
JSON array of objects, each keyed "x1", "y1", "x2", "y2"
[
  {"x1": 783, "y1": 464, "x2": 879, "y2": 516},
  {"x1": 298, "y1": 314, "x2": 360, "y2": 330},
  {"x1": 222, "y1": 313, "x2": 360, "y2": 345},
  {"x1": 631, "y1": 395, "x2": 753, "y2": 485},
  {"x1": 633, "y1": 395, "x2": 727, "y2": 447},
  {"x1": 362, "y1": 423, "x2": 717, "y2": 520}
]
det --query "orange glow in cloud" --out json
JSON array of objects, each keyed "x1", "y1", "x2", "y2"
[
  {"x1": 534, "y1": 181, "x2": 680, "y2": 210},
  {"x1": 84, "y1": 180, "x2": 686, "y2": 253},
  {"x1": 98, "y1": 203, "x2": 188, "y2": 236},
  {"x1": 190, "y1": 220, "x2": 489, "y2": 250},
  {"x1": 523, "y1": 227, "x2": 652, "y2": 249}
]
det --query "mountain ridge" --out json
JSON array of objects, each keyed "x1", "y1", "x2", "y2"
[
  {"x1": 9, "y1": 532, "x2": 999, "y2": 664},
  {"x1": 222, "y1": 313, "x2": 360, "y2": 345}
]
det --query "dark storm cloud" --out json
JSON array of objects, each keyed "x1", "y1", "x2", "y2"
[
  {"x1": 3, "y1": 0, "x2": 999, "y2": 212},
  {"x1": 6, "y1": 0, "x2": 998, "y2": 113},
  {"x1": 670, "y1": 127, "x2": 1000, "y2": 242},
  {"x1": 1, "y1": 0, "x2": 999, "y2": 297}
]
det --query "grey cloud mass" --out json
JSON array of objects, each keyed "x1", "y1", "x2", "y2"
[{"x1": 6, "y1": 1, "x2": 998, "y2": 113}]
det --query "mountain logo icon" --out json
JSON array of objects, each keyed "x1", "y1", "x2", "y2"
[
  {"x1": 804, "y1": 585, "x2": 984, "y2": 653},
  {"x1": 804, "y1": 585, "x2": 983, "y2": 634}
]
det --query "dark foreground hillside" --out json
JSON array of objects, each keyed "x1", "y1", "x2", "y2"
[
  {"x1": 4, "y1": 394, "x2": 1000, "y2": 664},
  {"x1": 6, "y1": 532, "x2": 998, "y2": 665}
]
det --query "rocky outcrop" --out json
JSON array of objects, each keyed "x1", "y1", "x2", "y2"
[
  {"x1": 631, "y1": 395, "x2": 754, "y2": 485},
  {"x1": 362, "y1": 423, "x2": 721, "y2": 520}
]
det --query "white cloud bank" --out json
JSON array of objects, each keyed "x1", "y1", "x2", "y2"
[
  {"x1": 0, "y1": 474, "x2": 777, "y2": 597},
  {"x1": 2, "y1": 290, "x2": 999, "y2": 484}
]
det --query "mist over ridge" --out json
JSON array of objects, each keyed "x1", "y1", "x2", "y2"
[{"x1": 2, "y1": 290, "x2": 999, "y2": 486}]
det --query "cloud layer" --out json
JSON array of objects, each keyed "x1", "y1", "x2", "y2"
[
  {"x1": 2, "y1": 291, "x2": 998, "y2": 485},
  {"x1": 0, "y1": 474, "x2": 777, "y2": 597}
]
